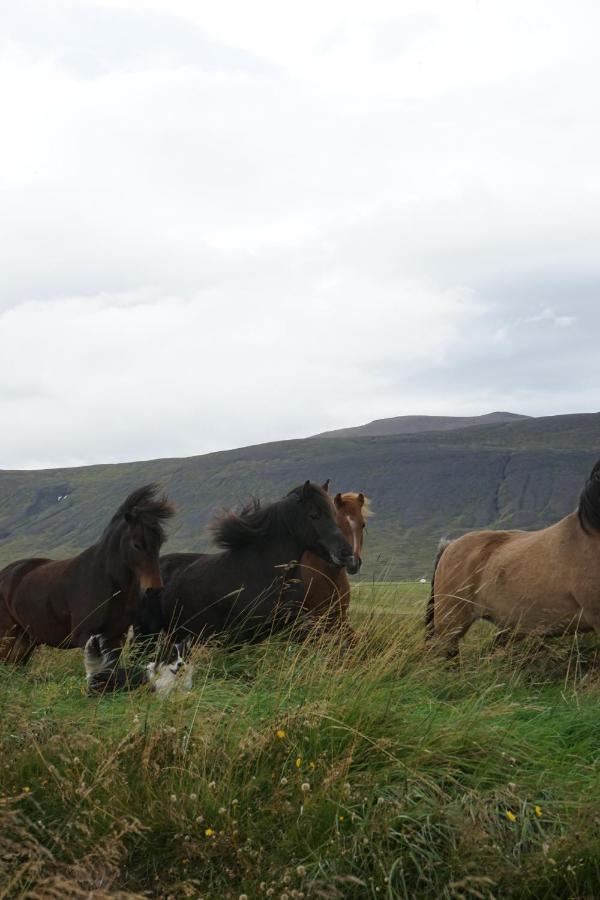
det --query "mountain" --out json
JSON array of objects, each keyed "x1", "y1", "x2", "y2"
[
  {"x1": 313, "y1": 411, "x2": 531, "y2": 439},
  {"x1": 1, "y1": 412, "x2": 599, "y2": 579}
]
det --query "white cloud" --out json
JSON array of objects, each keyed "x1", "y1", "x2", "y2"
[{"x1": 1, "y1": 0, "x2": 599, "y2": 467}]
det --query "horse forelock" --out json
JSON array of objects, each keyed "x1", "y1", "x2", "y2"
[
  {"x1": 105, "y1": 483, "x2": 174, "y2": 542},
  {"x1": 578, "y1": 459, "x2": 600, "y2": 535},
  {"x1": 339, "y1": 492, "x2": 373, "y2": 520}
]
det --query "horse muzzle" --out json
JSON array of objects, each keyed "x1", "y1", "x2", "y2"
[
  {"x1": 138, "y1": 569, "x2": 164, "y2": 591},
  {"x1": 327, "y1": 547, "x2": 359, "y2": 572},
  {"x1": 344, "y1": 555, "x2": 362, "y2": 575}
]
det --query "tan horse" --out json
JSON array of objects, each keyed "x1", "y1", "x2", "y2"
[
  {"x1": 427, "y1": 459, "x2": 600, "y2": 656},
  {"x1": 300, "y1": 483, "x2": 372, "y2": 633}
]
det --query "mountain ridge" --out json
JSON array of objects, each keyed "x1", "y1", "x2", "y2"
[
  {"x1": 314, "y1": 411, "x2": 531, "y2": 439},
  {"x1": 1, "y1": 412, "x2": 599, "y2": 578}
]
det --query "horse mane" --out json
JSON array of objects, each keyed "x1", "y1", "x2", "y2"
[
  {"x1": 106, "y1": 483, "x2": 175, "y2": 540},
  {"x1": 578, "y1": 460, "x2": 600, "y2": 534},
  {"x1": 211, "y1": 498, "x2": 285, "y2": 550},
  {"x1": 340, "y1": 492, "x2": 374, "y2": 518}
]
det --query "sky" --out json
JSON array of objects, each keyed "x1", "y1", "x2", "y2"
[{"x1": 1, "y1": 0, "x2": 599, "y2": 469}]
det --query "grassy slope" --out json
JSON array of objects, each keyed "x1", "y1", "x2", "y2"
[
  {"x1": 1, "y1": 413, "x2": 600, "y2": 579},
  {"x1": 2, "y1": 584, "x2": 600, "y2": 899}
]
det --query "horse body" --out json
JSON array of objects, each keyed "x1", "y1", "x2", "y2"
[
  {"x1": 429, "y1": 460, "x2": 600, "y2": 654},
  {"x1": 152, "y1": 481, "x2": 355, "y2": 645},
  {"x1": 0, "y1": 484, "x2": 174, "y2": 664}
]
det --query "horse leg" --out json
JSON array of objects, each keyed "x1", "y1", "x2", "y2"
[
  {"x1": 430, "y1": 594, "x2": 477, "y2": 659},
  {"x1": 0, "y1": 622, "x2": 37, "y2": 665}
]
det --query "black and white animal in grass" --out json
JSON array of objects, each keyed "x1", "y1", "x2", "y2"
[{"x1": 84, "y1": 634, "x2": 194, "y2": 696}]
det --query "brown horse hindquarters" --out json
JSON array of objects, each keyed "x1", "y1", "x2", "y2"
[
  {"x1": 0, "y1": 558, "x2": 51, "y2": 662},
  {"x1": 6, "y1": 559, "x2": 77, "y2": 649}
]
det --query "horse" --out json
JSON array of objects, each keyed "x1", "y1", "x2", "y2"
[
  {"x1": 136, "y1": 480, "x2": 356, "y2": 647},
  {"x1": 299, "y1": 484, "x2": 372, "y2": 632},
  {"x1": 0, "y1": 484, "x2": 174, "y2": 668},
  {"x1": 138, "y1": 482, "x2": 372, "y2": 641},
  {"x1": 427, "y1": 458, "x2": 600, "y2": 656}
]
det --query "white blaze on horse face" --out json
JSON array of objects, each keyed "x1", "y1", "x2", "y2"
[{"x1": 346, "y1": 513, "x2": 361, "y2": 558}]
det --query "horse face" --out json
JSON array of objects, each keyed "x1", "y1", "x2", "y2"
[
  {"x1": 122, "y1": 518, "x2": 164, "y2": 591},
  {"x1": 333, "y1": 492, "x2": 369, "y2": 575},
  {"x1": 292, "y1": 481, "x2": 355, "y2": 569}
]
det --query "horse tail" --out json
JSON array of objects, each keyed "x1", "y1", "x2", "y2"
[
  {"x1": 84, "y1": 635, "x2": 147, "y2": 694},
  {"x1": 426, "y1": 538, "x2": 452, "y2": 640},
  {"x1": 578, "y1": 458, "x2": 600, "y2": 534}
]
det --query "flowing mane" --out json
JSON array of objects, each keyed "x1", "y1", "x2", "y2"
[
  {"x1": 105, "y1": 483, "x2": 175, "y2": 540},
  {"x1": 211, "y1": 498, "x2": 286, "y2": 550},
  {"x1": 578, "y1": 459, "x2": 600, "y2": 534}
]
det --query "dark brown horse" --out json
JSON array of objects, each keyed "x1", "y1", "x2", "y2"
[
  {"x1": 300, "y1": 487, "x2": 372, "y2": 630},
  {"x1": 0, "y1": 484, "x2": 174, "y2": 666}
]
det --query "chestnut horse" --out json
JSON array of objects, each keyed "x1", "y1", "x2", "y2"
[
  {"x1": 0, "y1": 484, "x2": 174, "y2": 666},
  {"x1": 427, "y1": 459, "x2": 600, "y2": 656},
  {"x1": 300, "y1": 484, "x2": 372, "y2": 631}
]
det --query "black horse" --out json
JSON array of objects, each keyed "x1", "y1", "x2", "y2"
[{"x1": 135, "y1": 481, "x2": 355, "y2": 646}]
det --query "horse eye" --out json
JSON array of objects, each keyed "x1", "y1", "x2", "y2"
[{"x1": 133, "y1": 541, "x2": 143, "y2": 551}]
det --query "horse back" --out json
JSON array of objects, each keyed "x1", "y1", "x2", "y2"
[
  {"x1": 161, "y1": 546, "x2": 304, "y2": 642},
  {"x1": 434, "y1": 529, "x2": 515, "y2": 599}
]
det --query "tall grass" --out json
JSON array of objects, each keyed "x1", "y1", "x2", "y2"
[{"x1": 1, "y1": 582, "x2": 599, "y2": 899}]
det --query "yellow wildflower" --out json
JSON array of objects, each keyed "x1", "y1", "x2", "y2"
[
  {"x1": 338, "y1": 815, "x2": 345, "y2": 822},
  {"x1": 204, "y1": 827, "x2": 215, "y2": 837},
  {"x1": 23, "y1": 786, "x2": 31, "y2": 793},
  {"x1": 276, "y1": 729, "x2": 286, "y2": 739},
  {"x1": 535, "y1": 805, "x2": 543, "y2": 818},
  {"x1": 295, "y1": 757, "x2": 302, "y2": 768},
  {"x1": 309, "y1": 761, "x2": 316, "y2": 770},
  {"x1": 505, "y1": 810, "x2": 517, "y2": 822}
]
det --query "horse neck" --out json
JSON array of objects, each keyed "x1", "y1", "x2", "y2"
[{"x1": 302, "y1": 549, "x2": 343, "y2": 582}]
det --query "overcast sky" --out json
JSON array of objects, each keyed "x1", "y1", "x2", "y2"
[{"x1": 1, "y1": 0, "x2": 599, "y2": 469}]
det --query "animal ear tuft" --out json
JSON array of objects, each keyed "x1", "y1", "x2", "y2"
[
  {"x1": 321, "y1": 478, "x2": 330, "y2": 493},
  {"x1": 334, "y1": 492, "x2": 343, "y2": 509},
  {"x1": 357, "y1": 493, "x2": 365, "y2": 506},
  {"x1": 301, "y1": 480, "x2": 311, "y2": 499}
]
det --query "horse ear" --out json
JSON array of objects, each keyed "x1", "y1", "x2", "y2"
[
  {"x1": 334, "y1": 492, "x2": 343, "y2": 509},
  {"x1": 357, "y1": 493, "x2": 365, "y2": 506},
  {"x1": 301, "y1": 480, "x2": 311, "y2": 500},
  {"x1": 321, "y1": 479, "x2": 330, "y2": 493}
]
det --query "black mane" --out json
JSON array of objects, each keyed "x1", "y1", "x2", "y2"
[
  {"x1": 578, "y1": 460, "x2": 600, "y2": 534},
  {"x1": 105, "y1": 483, "x2": 175, "y2": 541},
  {"x1": 211, "y1": 497, "x2": 287, "y2": 550}
]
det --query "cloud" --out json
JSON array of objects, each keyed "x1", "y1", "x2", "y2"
[{"x1": 1, "y1": 0, "x2": 599, "y2": 467}]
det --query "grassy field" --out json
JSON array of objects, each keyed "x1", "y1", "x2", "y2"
[{"x1": 1, "y1": 582, "x2": 600, "y2": 899}]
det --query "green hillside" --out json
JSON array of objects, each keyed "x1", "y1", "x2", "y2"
[{"x1": 1, "y1": 413, "x2": 599, "y2": 578}]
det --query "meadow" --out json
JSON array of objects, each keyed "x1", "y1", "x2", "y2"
[{"x1": 1, "y1": 582, "x2": 599, "y2": 899}]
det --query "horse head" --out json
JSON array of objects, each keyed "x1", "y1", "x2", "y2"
[
  {"x1": 287, "y1": 481, "x2": 355, "y2": 570},
  {"x1": 331, "y1": 491, "x2": 372, "y2": 575},
  {"x1": 112, "y1": 484, "x2": 175, "y2": 591}
]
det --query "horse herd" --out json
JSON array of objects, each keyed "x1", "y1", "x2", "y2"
[{"x1": 0, "y1": 458, "x2": 599, "y2": 694}]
